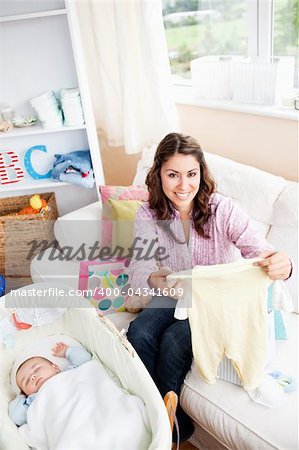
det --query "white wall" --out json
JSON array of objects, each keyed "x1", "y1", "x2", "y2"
[
  {"x1": 99, "y1": 105, "x2": 298, "y2": 185},
  {"x1": 178, "y1": 104, "x2": 298, "y2": 182}
]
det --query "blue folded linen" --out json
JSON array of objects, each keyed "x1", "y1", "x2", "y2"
[{"x1": 51, "y1": 150, "x2": 94, "y2": 188}]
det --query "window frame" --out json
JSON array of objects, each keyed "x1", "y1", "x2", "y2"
[
  {"x1": 247, "y1": 0, "x2": 273, "y2": 62},
  {"x1": 167, "y1": 0, "x2": 275, "y2": 85},
  {"x1": 166, "y1": 0, "x2": 298, "y2": 119}
]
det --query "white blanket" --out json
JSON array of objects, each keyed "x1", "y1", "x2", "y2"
[{"x1": 19, "y1": 360, "x2": 151, "y2": 450}]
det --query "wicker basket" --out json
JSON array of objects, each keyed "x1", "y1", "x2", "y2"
[{"x1": 0, "y1": 193, "x2": 58, "y2": 276}]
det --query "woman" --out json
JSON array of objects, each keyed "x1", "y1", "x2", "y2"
[{"x1": 127, "y1": 133, "x2": 291, "y2": 442}]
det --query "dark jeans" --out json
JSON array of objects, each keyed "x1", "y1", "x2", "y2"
[{"x1": 126, "y1": 296, "x2": 194, "y2": 442}]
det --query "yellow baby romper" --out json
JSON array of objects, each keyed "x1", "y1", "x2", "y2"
[{"x1": 170, "y1": 259, "x2": 272, "y2": 390}]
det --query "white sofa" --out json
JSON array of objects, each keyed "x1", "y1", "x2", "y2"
[{"x1": 31, "y1": 149, "x2": 298, "y2": 450}]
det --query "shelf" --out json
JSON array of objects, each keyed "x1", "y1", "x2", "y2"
[
  {"x1": 0, "y1": 179, "x2": 71, "y2": 195},
  {"x1": 0, "y1": 124, "x2": 86, "y2": 139},
  {"x1": 0, "y1": 9, "x2": 67, "y2": 23},
  {"x1": 0, "y1": 1, "x2": 104, "y2": 216}
]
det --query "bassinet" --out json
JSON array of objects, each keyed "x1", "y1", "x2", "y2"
[{"x1": 0, "y1": 283, "x2": 172, "y2": 450}]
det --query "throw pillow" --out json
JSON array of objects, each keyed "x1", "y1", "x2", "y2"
[
  {"x1": 100, "y1": 185, "x2": 149, "y2": 247},
  {"x1": 108, "y1": 199, "x2": 142, "y2": 253}
]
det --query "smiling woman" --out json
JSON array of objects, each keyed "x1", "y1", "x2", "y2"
[
  {"x1": 160, "y1": 154, "x2": 201, "y2": 219},
  {"x1": 126, "y1": 132, "x2": 292, "y2": 444},
  {"x1": 145, "y1": 133, "x2": 215, "y2": 237}
]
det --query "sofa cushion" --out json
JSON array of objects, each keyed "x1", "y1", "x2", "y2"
[
  {"x1": 31, "y1": 248, "x2": 80, "y2": 289},
  {"x1": 204, "y1": 152, "x2": 287, "y2": 225},
  {"x1": 107, "y1": 311, "x2": 138, "y2": 331},
  {"x1": 132, "y1": 144, "x2": 157, "y2": 186},
  {"x1": 180, "y1": 313, "x2": 298, "y2": 450},
  {"x1": 271, "y1": 181, "x2": 298, "y2": 227},
  {"x1": 54, "y1": 201, "x2": 102, "y2": 251}
]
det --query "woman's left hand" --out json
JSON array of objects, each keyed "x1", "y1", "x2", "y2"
[{"x1": 254, "y1": 250, "x2": 292, "y2": 280}]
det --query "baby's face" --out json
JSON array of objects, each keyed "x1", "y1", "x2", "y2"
[{"x1": 16, "y1": 357, "x2": 60, "y2": 396}]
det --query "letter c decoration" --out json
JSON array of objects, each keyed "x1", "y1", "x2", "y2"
[{"x1": 24, "y1": 145, "x2": 51, "y2": 179}]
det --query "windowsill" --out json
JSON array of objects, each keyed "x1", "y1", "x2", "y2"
[{"x1": 174, "y1": 85, "x2": 299, "y2": 121}]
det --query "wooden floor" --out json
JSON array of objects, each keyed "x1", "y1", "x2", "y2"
[{"x1": 177, "y1": 441, "x2": 198, "y2": 449}]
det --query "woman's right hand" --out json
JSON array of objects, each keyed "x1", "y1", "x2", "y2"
[{"x1": 148, "y1": 266, "x2": 184, "y2": 299}]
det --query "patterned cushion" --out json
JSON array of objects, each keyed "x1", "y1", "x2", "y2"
[{"x1": 99, "y1": 185, "x2": 148, "y2": 247}]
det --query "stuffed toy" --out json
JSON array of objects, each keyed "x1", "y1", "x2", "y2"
[
  {"x1": 0, "y1": 120, "x2": 13, "y2": 132},
  {"x1": 17, "y1": 195, "x2": 49, "y2": 215}
]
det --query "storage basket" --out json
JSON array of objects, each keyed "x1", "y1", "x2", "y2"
[{"x1": 0, "y1": 193, "x2": 58, "y2": 276}]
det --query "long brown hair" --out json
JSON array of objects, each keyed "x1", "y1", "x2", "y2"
[{"x1": 146, "y1": 133, "x2": 215, "y2": 239}]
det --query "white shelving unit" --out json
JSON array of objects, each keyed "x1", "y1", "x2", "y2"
[
  {"x1": 0, "y1": 0, "x2": 105, "y2": 216},
  {"x1": 0, "y1": 8, "x2": 67, "y2": 23},
  {"x1": 0, "y1": 124, "x2": 87, "y2": 138}
]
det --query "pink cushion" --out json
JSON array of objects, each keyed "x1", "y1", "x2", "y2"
[{"x1": 99, "y1": 185, "x2": 149, "y2": 247}]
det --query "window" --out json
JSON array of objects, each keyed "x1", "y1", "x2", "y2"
[
  {"x1": 273, "y1": 0, "x2": 299, "y2": 87},
  {"x1": 162, "y1": 0, "x2": 247, "y2": 81},
  {"x1": 163, "y1": 0, "x2": 298, "y2": 89}
]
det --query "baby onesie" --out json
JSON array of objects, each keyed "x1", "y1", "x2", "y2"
[{"x1": 169, "y1": 258, "x2": 272, "y2": 390}]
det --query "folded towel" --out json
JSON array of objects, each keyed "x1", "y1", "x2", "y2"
[
  {"x1": 58, "y1": 170, "x2": 94, "y2": 188},
  {"x1": 51, "y1": 150, "x2": 94, "y2": 188},
  {"x1": 52, "y1": 150, "x2": 92, "y2": 175}
]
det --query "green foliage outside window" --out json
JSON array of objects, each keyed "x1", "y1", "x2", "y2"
[{"x1": 163, "y1": 0, "x2": 299, "y2": 84}]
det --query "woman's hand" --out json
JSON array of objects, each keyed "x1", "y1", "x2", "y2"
[
  {"x1": 254, "y1": 250, "x2": 292, "y2": 280},
  {"x1": 148, "y1": 266, "x2": 183, "y2": 299},
  {"x1": 148, "y1": 266, "x2": 173, "y2": 290}
]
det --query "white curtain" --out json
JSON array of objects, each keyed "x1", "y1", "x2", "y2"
[{"x1": 76, "y1": 0, "x2": 180, "y2": 154}]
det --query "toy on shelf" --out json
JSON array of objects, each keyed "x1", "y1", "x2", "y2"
[
  {"x1": 0, "y1": 120, "x2": 13, "y2": 133},
  {"x1": 12, "y1": 116, "x2": 38, "y2": 128},
  {"x1": 17, "y1": 194, "x2": 50, "y2": 216}
]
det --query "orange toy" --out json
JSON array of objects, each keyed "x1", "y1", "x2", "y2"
[{"x1": 17, "y1": 194, "x2": 49, "y2": 215}]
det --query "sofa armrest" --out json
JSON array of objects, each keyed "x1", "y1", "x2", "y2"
[{"x1": 54, "y1": 201, "x2": 103, "y2": 250}]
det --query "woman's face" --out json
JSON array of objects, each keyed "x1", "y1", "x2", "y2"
[{"x1": 160, "y1": 153, "x2": 200, "y2": 215}]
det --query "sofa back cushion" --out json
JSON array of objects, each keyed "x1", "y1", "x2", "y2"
[{"x1": 203, "y1": 152, "x2": 287, "y2": 224}]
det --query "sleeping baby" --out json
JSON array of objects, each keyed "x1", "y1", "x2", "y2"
[
  {"x1": 9, "y1": 341, "x2": 91, "y2": 426},
  {"x1": 9, "y1": 335, "x2": 151, "y2": 450}
]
